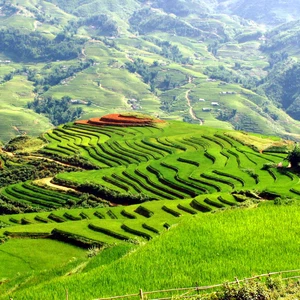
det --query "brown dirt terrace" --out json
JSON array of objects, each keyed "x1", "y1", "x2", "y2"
[{"x1": 75, "y1": 113, "x2": 165, "y2": 127}]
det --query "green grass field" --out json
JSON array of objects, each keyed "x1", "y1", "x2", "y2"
[{"x1": 4, "y1": 204, "x2": 300, "y2": 300}]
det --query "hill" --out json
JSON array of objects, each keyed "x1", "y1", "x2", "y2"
[
  {"x1": 0, "y1": 118, "x2": 300, "y2": 298},
  {"x1": 218, "y1": 0, "x2": 300, "y2": 25},
  {"x1": 1, "y1": 0, "x2": 300, "y2": 142}
]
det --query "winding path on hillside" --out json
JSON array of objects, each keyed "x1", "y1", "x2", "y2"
[
  {"x1": 185, "y1": 89, "x2": 203, "y2": 125},
  {"x1": 34, "y1": 177, "x2": 76, "y2": 192}
]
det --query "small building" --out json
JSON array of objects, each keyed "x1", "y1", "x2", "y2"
[
  {"x1": 202, "y1": 107, "x2": 212, "y2": 112},
  {"x1": 199, "y1": 98, "x2": 205, "y2": 102},
  {"x1": 70, "y1": 99, "x2": 88, "y2": 105},
  {"x1": 127, "y1": 98, "x2": 138, "y2": 105},
  {"x1": 211, "y1": 102, "x2": 219, "y2": 106}
]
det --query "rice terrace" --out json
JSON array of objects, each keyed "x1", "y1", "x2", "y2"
[{"x1": 1, "y1": 112, "x2": 300, "y2": 299}]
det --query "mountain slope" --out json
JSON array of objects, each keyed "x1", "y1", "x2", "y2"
[
  {"x1": 218, "y1": 0, "x2": 300, "y2": 25},
  {"x1": 1, "y1": 0, "x2": 300, "y2": 142}
]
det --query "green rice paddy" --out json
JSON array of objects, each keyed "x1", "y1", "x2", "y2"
[{"x1": 0, "y1": 120, "x2": 299, "y2": 298}]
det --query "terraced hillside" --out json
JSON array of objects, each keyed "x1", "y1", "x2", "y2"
[{"x1": 0, "y1": 117, "x2": 300, "y2": 298}]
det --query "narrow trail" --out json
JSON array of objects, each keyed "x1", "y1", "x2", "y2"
[
  {"x1": 185, "y1": 89, "x2": 203, "y2": 125},
  {"x1": 34, "y1": 177, "x2": 77, "y2": 192},
  {"x1": 33, "y1": 20, "x2": 38, "y2": 31},
  {"x1": 81, "y1": 47, "x2": 86, "y2": 58},
  {"x1": 125, "y1": 53, "x2": 134, "y2": 62}
]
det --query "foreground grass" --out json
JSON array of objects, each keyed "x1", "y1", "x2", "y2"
[
  {"x1": 7, "y1": 204, "x2": 300, "y2": 299},
  {"x1": 0, "y1": 239, "x2": 86, "y2": 279}
]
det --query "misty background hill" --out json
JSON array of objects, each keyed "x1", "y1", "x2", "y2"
[{"x1": 1, "y1": 0, "x2": 300, "y2": 141}]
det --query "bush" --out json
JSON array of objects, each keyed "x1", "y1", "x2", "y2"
[
  {"x1": 217, "y1": 280, "x2": 269, "y2": 299},
  {"x1": 287, "y1": 145, "x2": 300, "y2": 168}
]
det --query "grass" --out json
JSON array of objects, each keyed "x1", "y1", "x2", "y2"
[
  {"x1": 1, "y1": 4, "x2": 300, "y2": 298},
  {"x1": 0, "y1": 239, "x2": 86, "y2": 279},
  {"x1": 6, "y1": 204, "x2": 300, "y2": 300},
  {"x1": 0, "y1": 119, "x2": 298, "y2": 296},
  {"x1": 0, "y1": 75, "x2": 52, "y2": 142},
  {"x1": 41, "y1": 121, "x2": 296, "y2": 201}
]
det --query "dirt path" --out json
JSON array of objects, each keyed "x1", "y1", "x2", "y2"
[
  {"x1": 185, "y1": 89, "x2": 203, "y2": 125},
  {"x1": 34, "y1": 177, "x2": 76, "y2": 192},
  {"x1": 125, "y1": 53, "x2": 134, "y2": 62},
  {"x1": 33, "y1": 21, "x2": 38, "y2": 31},
  {"x1": 81, "y1": 47, "x2": 86, "y2": 58}
]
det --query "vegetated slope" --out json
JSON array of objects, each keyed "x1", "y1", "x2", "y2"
[
  {"x1": 261, "y1": 20, "x2": 300, "y2": 57},
  {"x1": 0, "y1": 119, "x2": 299, "y2": 298},
  {"x1": 261, "y1": 59, "x2": 300, "y2": 121},
  {"x1": 1, "y1": 0, "x2": 300, "y2": 141},
  {"x1": 219, "y1": 0, "x2": 300, "y2": 25},
  {"x1": 5, "y1": 205, "x2": 300, "y2": 300},
  {"x1": 138, "y1": 0, "x2": 218, "y2": 16}
]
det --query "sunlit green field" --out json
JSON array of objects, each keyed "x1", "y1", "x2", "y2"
[{"x1": 5, "y1": 204, "x2": 300, "y2": 300}]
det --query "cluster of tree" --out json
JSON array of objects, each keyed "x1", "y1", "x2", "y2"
[
  {"x1": 0, "y1": 67, "x2": 29, "y2": 84},
  {"x1": 37, "y1": 152, "x2": 98, "y2": 170},
  {"x1": 287, "y1": 145, "x2": 300, "y2": 169},
  {"x1": 0, "y1": 28, "x2": 84, "y2": 62},
  {"x1": 260, "y1": 20, "x2": 300, "y2": 52},
  {"x1": 27, "y1": 60, "x2": 94, "y2": 92},
  {"x1": 66, "y1": 15, "x2": 119, "y2": 36},
  {"x1": 144, "y1": 36, "x2": 190, "y2": 64},
  {"x1": 125, "y1": 59, "x2": 187, "y2": 93},
  {"x1": 0, "y1": 195, "x2": 41, "y2": 215},
  {"x1": 261, "y1": 58, "x2": 300, "y2": 120},
  {"x1": 125, "y1": 58, "x2": 158, "y2": 86},
  {"x1": 236, "y1": 31, "x2": 262, "y2": 43},
  {"x1": 0, "y1": 2, "x2": 17, "y2": 17},
  {"x1": 208, "y1": 41, "x2": 219, "y2": 56},
  {"x1": 24, "y1": 4, "x2": 60, "y2": 25},
  {"x1": 28, "y1": 96, "x2": 83, "y2": 126},
  {"x1": 0, "y1": 159, "x2": 78, "y2": 188},
  {"x1": 217, "y1": 108, "x2": 237, "y2": 122},
  {"x1": 204, "y1": 65, "x2": 259, "y2": 89},
  {"x1": 130, "y1": 8, "x2": 201, "y2": 41}
]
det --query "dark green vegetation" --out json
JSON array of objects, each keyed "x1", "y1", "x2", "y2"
[
  {"x1": 28, "y1": 96, "x2": 83, "y2": 126},
  {"x1": 0, "y1": 28, "x2": 84, "y2": 62},
  {"x1": 0, "y1": 119, "x2": 300, "y2": 299},
  {"x1": 2, "y1": 0, "x2": 300, "y2": 142}
]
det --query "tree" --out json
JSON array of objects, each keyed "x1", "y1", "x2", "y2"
[{"x1": 287, "y1": 144, "x2": 300, "y2": 168}]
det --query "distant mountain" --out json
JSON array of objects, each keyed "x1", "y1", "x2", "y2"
[
  {"x1": 138, "y1": 0, "x2": 218, "y2": 16},
  {"x1": 262, "y1": 59, "x2": 300, "y2": 120},
  {"x1": 261, "y1": 20, "x2": 300, "y2": 55},
  {"x1": 219, "y1": 0, "x2": 300, "y2": 25}
]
